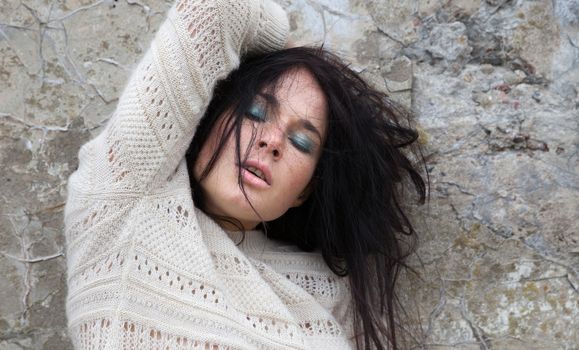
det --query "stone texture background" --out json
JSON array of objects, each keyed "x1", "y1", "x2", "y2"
[{"x1": 0, "y1": 0, "x2": 577, "y2": 348}]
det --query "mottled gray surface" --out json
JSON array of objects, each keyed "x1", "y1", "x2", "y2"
[{"x1": 1, "y1": 0, "x2": 577, "y2": 349}]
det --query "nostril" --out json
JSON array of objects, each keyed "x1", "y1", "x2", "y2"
[
  {"x1": 273, "y1": 150, "x2": 279, "y2": 157},
  {"x1": 258, "y1": 141, "x2": 267, "y2": 148}
]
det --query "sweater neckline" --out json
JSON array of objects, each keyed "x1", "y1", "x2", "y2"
[
  {"x1": 194, "y1": 208, "x2": 303, "y2": 254},
  {"x1": 225, "y1": 229, "x2": 279, "y2": 252}
]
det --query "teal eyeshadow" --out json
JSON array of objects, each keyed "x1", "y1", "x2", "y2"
[
  {"x1": 290, "y1": 132, "x2": 314, "y2": 153},
  {"x1": 248, "y1": 104, "x2": 266, "y2": 121}
]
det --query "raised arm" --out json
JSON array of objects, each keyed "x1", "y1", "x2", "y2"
[
  {"x1": 64, "y1": 3, "x2": 289, "y2": 347},
  {"x1": 69, "y1": 0, "x2": 289, "y2": 196}
]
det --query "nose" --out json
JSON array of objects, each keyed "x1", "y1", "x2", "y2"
[{"x1": 256, "y1": 125, "x2": 284, "y2": 159}]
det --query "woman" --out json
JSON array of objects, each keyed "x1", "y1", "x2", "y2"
[{"x1": 64, "y1": 0, "x2": 426, "y2": 349}]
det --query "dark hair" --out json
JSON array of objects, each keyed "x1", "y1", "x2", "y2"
[{"x1": 186, "y1": 47, "x2": 427, "y2": 350}]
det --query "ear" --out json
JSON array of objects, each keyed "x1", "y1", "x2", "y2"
[{"x1": 292, "y1": 183, "x2": 313, "y2": 207}]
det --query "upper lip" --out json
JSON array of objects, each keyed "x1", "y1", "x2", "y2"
[{"x1": 241, "y1": 159, "x2": 272, "y2": 186}]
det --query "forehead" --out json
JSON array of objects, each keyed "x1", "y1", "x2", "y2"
[{"x1": 270, "y1": 68, "x2": 328, "y2": 133}]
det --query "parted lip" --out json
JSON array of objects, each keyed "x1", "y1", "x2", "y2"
[{"x1": 240, "y1": 159, "x2": 272, "y2": 186}]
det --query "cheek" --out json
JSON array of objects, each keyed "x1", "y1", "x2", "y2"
[
  {"x1": 284, "y1": 154, "x2": 318, "y2": 190},
  {"x1": 239, "y1": 122, "x2": 258, "y2": 148}
]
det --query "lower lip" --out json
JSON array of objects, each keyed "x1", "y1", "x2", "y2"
[{"x1": 241, "y1": 168, "x2": 270, "y2": 189}]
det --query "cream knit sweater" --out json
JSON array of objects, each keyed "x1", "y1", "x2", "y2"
[{"x1": 64, "y1": 0, "x2": 354, "y2": 348}]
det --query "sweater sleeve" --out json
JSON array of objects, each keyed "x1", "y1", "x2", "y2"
[{"x1": 68, "y1": 0, "x2": 289, "y2": 196}]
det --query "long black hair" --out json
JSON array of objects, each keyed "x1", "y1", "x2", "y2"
[{"x1": 186, "y1": 47, "x2": 427, "y2": 350}]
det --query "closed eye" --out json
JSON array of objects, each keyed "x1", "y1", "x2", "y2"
[
  {"x1": 245, "y1": 103, "x2": 267, "y2": 122},
  {"x1": 289, "y1": 132, "x2": 315, "y2": 154}
]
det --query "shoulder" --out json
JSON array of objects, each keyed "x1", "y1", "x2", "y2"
[{"x1": 247, "y1": 245, "x2": 350, "y2": 302}]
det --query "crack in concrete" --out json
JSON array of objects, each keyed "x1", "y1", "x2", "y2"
[
  {"x1": 11, "y1": 1, "x2": 96, "y2": 88},
  {"x1": 51, "y1": 21, "x2": 86, "y2": 84},
  {"x1": 302, "y1": 0, "x2": 369, "y2": 47},
  {"x1": 20, "y1": 2, "x2": 53, "y2": 81},
  {"x1": 519, "y1": 254, "x2": 579, "y2": 293},
  {"x1": 1, "y1": 114, "x2": 70, "y2": 132},
  {"x1": 435, "y1": 126, "x2": 487, "y2": 156},
  {"x1": 486, "y1": 0, "x2": 512, "y2": 16},
  {"x1": 304, "y1": 0, "x2": 360, "y2": 20},
  {"x1": 0, "y1": 23, "x2": 39, "y2": 77},
  {"x1": 4, "y1": 214, "x2": 34, "y2": 326},
  {"x1": 90, "y1": 83, "x2": 118, "y2": 104},
  {"x1": 565, "y1": 274, "x2": 579, "y2": 293},
  {"x1": 459, "y1": 295, "x2": 492, "y2": 350},
  {"x1": 96, "y1": 57, "x2": 127, "y2": 70},
  {"x1": 375, "y1": 27, "x2": 405, "y2": 47},
  {"x1": 425, "y1": 278, "x2": 447, "y2": 338},
  {"x1": 439, "y1": 181, "x2": 475, "y2": 196},
  {"x1": 0, "y1": 23, "x2": 36, "y2": 33},
  {"x1": 306, "y1": 1, "x2": 328, "y2": 45},
  {"x1": 2, "y1": 252, "x2": 63, "y2": 263},
  {"x1": 567, "y1": 34, "x2": 579, "y2": 49},
  {"x1": 51, "y1": 0, "x2": 106, "y2": 23},
  {"x1": 126, "y1": 0, "x2": 151, "y2": 14}
]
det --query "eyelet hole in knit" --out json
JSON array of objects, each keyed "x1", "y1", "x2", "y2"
[
  {"x1": 284, "y1": 272, "x2": 340, "y2": 299},
  {"x1": 175, "y1": 0, "x2": 230, "y2": 87},
  {"x1": 107, "y1": 139, "x2": 129, "y2": 183},
  {"x1": 243, "y1": 315, "x2": 298, "y2": 339},
  {"x1": 299, "y1": 319, "x2": 342, "y2": 336},
  {"x1": 154, "y1": 200, "x2": 192, "y2": 228},
  {"x1": 132, "y1": 254, "x2": 225, "y2": 310},
  {"x1": 67, "y1": 201, "x2": 130, "y2": 243},
  {"x1": 76, "y1": 319, "x2": 231, "y2": 349},
  {"x1": 211, "y1": 252, "x2": 251, "y2": 276},
  {"x1": 140, "y1": 62, "x2": 177, "y2": 144},
  {"x1": 69, "y1": 251, "x2": 125, "y2": 290}
]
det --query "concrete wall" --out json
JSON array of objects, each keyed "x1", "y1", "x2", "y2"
[{"x1": 1, "y1": 0, "x2": 577, "y2": 348}]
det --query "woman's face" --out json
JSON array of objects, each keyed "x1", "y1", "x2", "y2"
[{"x1": 194, "y1": 68, "x2": 328, "y2": 230}]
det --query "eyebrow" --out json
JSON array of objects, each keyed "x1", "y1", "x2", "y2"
[
  {"x1": 301, "y1": 120, "x2": 323, "y2": 143},
  {"x1": 256, "y1": 93, "x2": 279, "y2": 111}
]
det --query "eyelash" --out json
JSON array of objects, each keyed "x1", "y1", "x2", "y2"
[
  {"x1": 245, "y1": 103, "x2": 316, "y2": 155},
  {"x1": 245, "y1": 104, "x2": 267, "y2": 122},
  {"x1": 289, "y1": 132, "x2": 314, "y2": 154}
]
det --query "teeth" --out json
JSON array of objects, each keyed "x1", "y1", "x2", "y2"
[{"x1": 246, "y1": 166, "x2": 265, "y2": 181}]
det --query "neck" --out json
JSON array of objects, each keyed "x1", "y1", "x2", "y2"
[{"x1": 209, "y1": 214, "x2": 259, "y2": 232}]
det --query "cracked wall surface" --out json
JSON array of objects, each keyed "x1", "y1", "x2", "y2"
[{"x1": 0, "y1": 0, "x2": 577, "y2": 349}]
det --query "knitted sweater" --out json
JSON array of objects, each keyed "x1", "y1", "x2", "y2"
[{"x1": 64, "y1": 0, "x2": 354, "y2": 348}]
